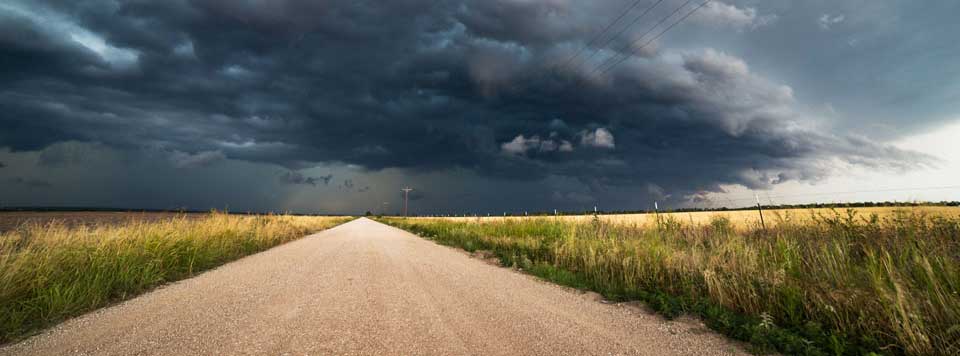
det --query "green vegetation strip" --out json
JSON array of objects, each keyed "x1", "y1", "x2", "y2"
[
  {"x1": 0, "y1": 213, "x2": 351, "y2": 343},
  {"x1": 380, "y1": 210, "x2": 960, "y2": 356}
]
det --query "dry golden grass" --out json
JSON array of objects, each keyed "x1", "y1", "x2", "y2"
[
  {"x1": 390, "y1": 206, "x2": 960, "y2": 355},
  {"x1": 0, "y1": 212, "x2": 351, "y2": 343},
  {"x1": 0, "y1": 211, "x2": 206, "y2": 232},
  {"x1": 424, "y1": 206, "x2": 960, "y2": 228}
]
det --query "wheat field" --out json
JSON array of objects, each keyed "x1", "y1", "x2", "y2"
[{"x1": 426, "y1": 206, "x2": 960, "y2": 228}]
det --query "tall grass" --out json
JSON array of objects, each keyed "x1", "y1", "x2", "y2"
[
  {"x1": 0, "y1": 212, "x2": 350, "y2": 343},
  {"x1": 383, "y1": 209, "x2": 960, "y2": 355}
]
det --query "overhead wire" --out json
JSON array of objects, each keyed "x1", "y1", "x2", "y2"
[
  {"x1": 555, "y1": 0, "x2": 650, "y2": 71},
  {"x1": 588, "y1": 0, "x2": 688, "y2": 76},
  {"x1": 573, "y1": 0, "x2": 668, "y2": 70},
  {"x1": 592, "y1": 0, "x2": 711, "y2": 79}
]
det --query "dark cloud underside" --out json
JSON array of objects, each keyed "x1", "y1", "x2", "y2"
[{"x1": 0, "y1": 0, "x2": 940, "y2": 209}]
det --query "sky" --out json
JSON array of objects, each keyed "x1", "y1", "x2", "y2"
[{"x1": 1, "y1": 0, "x2": 958, "y2": 215}]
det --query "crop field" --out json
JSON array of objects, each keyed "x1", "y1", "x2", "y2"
[
  {"x1": 428, "y1": 206, "x2": 960, "y2": 228},
  {"x1": 383, "y1": 207, "x2": 960, "y2": 355},
  {"x1": 0, "y1": 212, "x2": 351, "y2": 343},
  {"x1": 0, "y1": 211, "x2": 207, "y2": 233}
]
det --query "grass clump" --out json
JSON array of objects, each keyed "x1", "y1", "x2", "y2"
[
  {"x1": 381, "y1": 208, "x2": 960, "y2": 355},
  {"x1": 0, "y1": 212, "x2": 350, "y2": 343}
]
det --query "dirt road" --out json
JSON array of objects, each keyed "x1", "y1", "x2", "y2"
[{"x1": 0, "y1": 218, "x2": 747, "y2": 355}]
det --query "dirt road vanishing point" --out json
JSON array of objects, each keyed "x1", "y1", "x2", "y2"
[{"x1": 0, "y1": 218, "x2": 748, "y2": 355}]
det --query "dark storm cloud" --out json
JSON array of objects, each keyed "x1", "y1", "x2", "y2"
[
  {"x1": 0, "y1": 0, "x2": 936, "y2": 206},
  {"x1": 170, "y1": 150, "x2": 225, "y2": 169},
  {"x1": 279, "y1": 171, "x2": 332, "y2": 187},
  {"x1": 9, "y1": 177, "x2": 53, "y2": 188},
  {"x1": 407, "y1": 190, "x2": 427, "y2": 202}
]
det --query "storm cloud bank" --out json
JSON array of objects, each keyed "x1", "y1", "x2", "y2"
[{"x1": 0, "y1": 0, "x2": 936, "y2": 209}]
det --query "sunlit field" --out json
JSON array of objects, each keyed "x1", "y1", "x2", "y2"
[
  {"x1": 0, "y1": 212, "x2": 351, "y2": 343},
  {"x1": 0, "y1": 211, "x2": 206, "y2": 232},
  {"x1": 384, "y1": 207, "x2": 960, "y2": 355},
  {"x1": 429, "y1": 206, "x2": 960, "y2": 228}
]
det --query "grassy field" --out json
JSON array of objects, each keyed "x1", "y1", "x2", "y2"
[
  {"x1": 0, "y1": 212, "x2": 351, "y2": 343},
  {"x1": 0, "y1": 211, "x2": 207, "y2": 232},
  {"x1": 383, "y1": 207, "x2": 960, "y2": 355},
  {"x1": 429, "y1": 206, "x2": 960, "y2": 228}
]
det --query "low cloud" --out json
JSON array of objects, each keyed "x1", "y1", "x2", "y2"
[
  {"x1": 579, "y1": 128, "x2": 615, "y2": 149},
  {"x1": 645, "y1": 183, "x2": 670, "y2": 201},
  {"x1": 170, "y1": 150, "x2": 225, "y2": 169},
  {"x1": 279, "y1": 171, "x2": 333, "y2": 187},
  {"x1": 501, "y1": 134, "x2": 574, "y2": 155},
  {"x1": 38, "y1": 142, "x2": 110, "y2": 167},
  {"x1": 694, "y1": 2, "x2": 777, "y2": 31},
  {"x1": 819, "y1": 14, "x2": 845, "y2": 30},
  {"x1": 0, "y1": 161, "x2": 6, "y2": 168}
]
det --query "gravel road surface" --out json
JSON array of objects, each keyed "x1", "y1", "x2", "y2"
[{"x1": 0, "y1": 218, "x2": 748, "y2": 355}]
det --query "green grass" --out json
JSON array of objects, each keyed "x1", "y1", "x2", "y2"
[
  {"x1": 381, "y1": 209, "x2": 960, "y2": 355},
  {"x1": 0, "y1": 212, "x2": 351, "y2": 343}
]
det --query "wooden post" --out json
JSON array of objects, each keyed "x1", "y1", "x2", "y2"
[{"x1": 755, "y1": 194, "x2": 766, "y2": 229}]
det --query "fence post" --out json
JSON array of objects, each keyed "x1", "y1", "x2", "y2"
[
  {"x1": 755, "y1": 194, "x2": 766, "y2": 229},
  {"x1": 654, "y1": 201, "x2": 661, "y2": 230}
]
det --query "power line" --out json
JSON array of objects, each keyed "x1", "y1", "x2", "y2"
[
  {"x1": 574, "y1": 0, "x2": 668, "y2": 70},
  {"x1": 590, "y1": 0, "x2": 694, "y2": 77},
  {"x1": 593, "y1": 0, "x2": 711, "y2": 78},
  {"x1": 555, "y1": 0, "x2": 650, "y2": 71},
  {"x1": 596, "y1": 0, "x2": 710, "y2": 77}
]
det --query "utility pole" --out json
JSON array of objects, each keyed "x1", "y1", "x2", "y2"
[{"x1": 401, "y1": 187, "x2": 413, "y2": 217}]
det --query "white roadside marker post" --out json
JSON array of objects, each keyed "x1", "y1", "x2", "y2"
[{"x1": 654, "y1": 201, "x2": 660, "y2": 230}]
